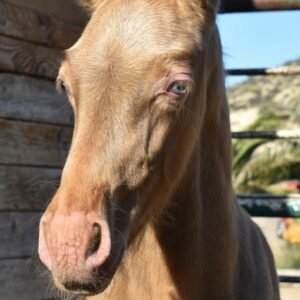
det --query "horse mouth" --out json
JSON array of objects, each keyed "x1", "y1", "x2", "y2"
[{"x1": 55, "y1": 245, "x2": 125, "y2": 296}]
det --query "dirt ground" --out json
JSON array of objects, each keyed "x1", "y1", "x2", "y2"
[
  {"x1": 281, "y1": 284, "x2": 300, "y2": 300},
  {"x1": 254, "y1": 218, "x2": 300, "y2": 299}
]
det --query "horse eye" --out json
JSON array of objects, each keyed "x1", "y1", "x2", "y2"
[
  {"x1": 61, "y1": 81, "x2": 69, "y2": 94},
  {"x1": 58, "y1": 79, "x2": 69, "y2": 95},
  {"x1": 168, "y1": 81, "x2": 188, "y2": 96}
]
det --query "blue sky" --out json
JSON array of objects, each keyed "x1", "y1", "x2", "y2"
[{"x1": 217, "y1": 11, "x2": 300, "y2": 86}]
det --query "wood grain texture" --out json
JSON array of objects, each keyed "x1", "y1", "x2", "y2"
[
  {"x1": 0, "y1": 119, "x2": 71, "y2": 167},
  {"x1": 0, "y1": 212, "x2": 41, "y2": 258},
  {"x1": 0, "y1": 166, "x2": 61, "y2": 211},
  {"x1": 0, "y1": 1, "x2": 83, "y2": 49},
  {"x1": 0, "y1": 35, "x2": 61, "y2": 79},
  {"x1": 0, "y1": 73, "x2": 73, "y2": 125},
  {"x1": 0, "y1": 257, "x2": 60, "y2": 300},
  {"x1": 0, "y1": 1, "x2": 86, "y2": 299},
  {"x1": 4, "y1": 0, "x2": 88, "y2": 26}
]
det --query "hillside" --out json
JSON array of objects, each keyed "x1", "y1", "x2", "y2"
[{"x1": 228, "y1": 59, "x2": 300, "y2": 131}]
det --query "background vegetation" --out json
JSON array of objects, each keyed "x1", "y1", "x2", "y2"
[{"x1": 228, "y1": 59, "x2": 300, "y2": 268}]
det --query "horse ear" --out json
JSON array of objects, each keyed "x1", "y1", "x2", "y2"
[
  {"x1": 192, "y1": 0, "x2": 219, "y2": 26},
  {"x1": 79, "y1": 0, "x2": 99, "y2": 12},
  {"x1": 203, "y1": 0, "x2": 220, "y2": 17},
  {"x1": 205, "y1": 0, "x2": 220, "y2": 9}
]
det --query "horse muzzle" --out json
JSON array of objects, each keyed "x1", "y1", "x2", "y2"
[{"x1": 38, "y1": 210, "x2": 125, "y2": 295}]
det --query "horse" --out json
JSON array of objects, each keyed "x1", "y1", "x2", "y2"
[{"x1": 38, "y1": 0, "x2": 280, "y2": 299}]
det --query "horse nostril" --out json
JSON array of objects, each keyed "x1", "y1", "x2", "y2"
[
  {"x1": 85, "y1": 218, "x2": 111, "y2": 270},
  {"x1": 86, "y1": 223, "x2": 101, "y2": 259}
]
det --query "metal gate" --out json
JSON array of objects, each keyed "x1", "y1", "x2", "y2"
[{"x1": 221, "y1": 0, "x2": 300, "y2": 284}]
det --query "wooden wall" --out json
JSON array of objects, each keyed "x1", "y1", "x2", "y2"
[{"x1": 0, "y1": 1, "x2": 87, "y2": 299}]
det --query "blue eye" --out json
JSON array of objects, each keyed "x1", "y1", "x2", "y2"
[{"x1": 168, "y1": 81, "x2": 188, "y2": 95}]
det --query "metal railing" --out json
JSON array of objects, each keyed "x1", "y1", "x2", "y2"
[
  {"x1": 220, "y1": 0, "x2": 300, "y2": 13},
  {"x1": 238, "y1": 194, "x2": 300, "y2": 218},
  {"x1": 227, "y1": 66, "x2": 300, "y2": 76},
  {"x1": 232, "y1": 130, "x2": 300, "y2": 139}
]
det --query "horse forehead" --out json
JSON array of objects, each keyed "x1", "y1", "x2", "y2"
[
  {"x1": 64, "y1": 0, "x2": 204, "y2": 101},
  {"x1": 71, "y1": 1, "x2": 198, "y2": 64}
]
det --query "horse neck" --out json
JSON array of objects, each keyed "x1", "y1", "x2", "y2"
[
  {"x1": 150, "y1": 141, "x2": 238, "y2": 299},
  {"x1": 94, "y1": 145, "x2": 239, "y2": 300}
]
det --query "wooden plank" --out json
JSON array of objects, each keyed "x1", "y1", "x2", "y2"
[
  {"x1": 0, "y1": 166, "x2": 61, "y2": 211},
  {"x1": 0, "y1": 35, "x2": 61, "y2": 79},
  {"x1": 0, "y1": 212, "x2": 40, "y2": 258},
  {"x1": 4, "y1": 0, "x2": 88, "y2": 27},
  {"x1": 0, "y1": 1, "x2": 83, "y2": 49},
  {"x1": 0, "y1": 257, "x2": 60, "y2": 300},
  {"x1": 0, "y1": 73, "x2": 73, "y2": 125},
  {"x1": 0, "y1": 119, "x2": 71, "y2": 167}
]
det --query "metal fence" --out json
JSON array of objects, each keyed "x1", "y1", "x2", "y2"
[
  {"x1": 220, "y1": 1, "x2": 300, "y2": 284},
  {"x1": 221, "y1": 0, "x2": 300, "y2": 13}
]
